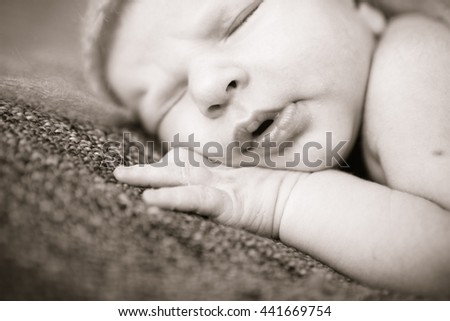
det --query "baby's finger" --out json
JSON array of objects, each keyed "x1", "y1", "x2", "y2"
[
  {"x1": 114, "y1": 162, "x2": 211, "y2": 187},
  {"x1": 165, "y1": 147, "x2": 206, "y2": 165},
  {"x1": 142, "y1": 186, "x2": 230, "y2": 218},
  {"x1": 114, "y1": 164, "x2": 175, "y2": 186}
]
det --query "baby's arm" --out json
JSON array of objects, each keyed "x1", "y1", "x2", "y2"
[{"x1": 280, "y1": 170, "x2": 450, "y2": 297}]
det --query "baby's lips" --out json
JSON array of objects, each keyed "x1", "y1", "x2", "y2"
[
  {"x1": 256, "y1": 102, "x2": 310, "y2": 146},
  {"x1": 233, "y1": 101, "x2": 310, "y2": 148},
  {"x1": 233, "y1": 109, "x2": 280, "y2": 144}
]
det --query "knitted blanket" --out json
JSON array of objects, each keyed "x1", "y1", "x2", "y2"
[{"x1": 0, "y1": 56, "x2": 414, "y2": 300}]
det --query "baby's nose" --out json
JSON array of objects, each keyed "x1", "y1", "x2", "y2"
[{"x1": 188, "y1": 60, "x2": 248, "y2": 118}]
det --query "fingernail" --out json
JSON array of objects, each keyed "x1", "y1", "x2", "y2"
[
  {"x1": 142, "y1": 189, "x2": 152, "y2": 202},
  {"x1": 113, "y1": 166, "x2": 124, "y2": 178}
]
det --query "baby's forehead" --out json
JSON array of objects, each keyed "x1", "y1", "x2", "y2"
[
  {"x1": 123, "y1": 0, "x2": 252, "y2": 36},
  {"x1": 112, "y1": 0, "x2": 264, "y2": 71}
]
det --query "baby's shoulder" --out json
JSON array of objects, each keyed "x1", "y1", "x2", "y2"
[
  {"x1": 380, "y1": 13, "x2": 450, "y2": 47},
  {"x1": 363, "y1": 14, "x2": 450, "y2": 149},
  {"x1": 368, "y1": 13, "x2": 450, "y2": 94},
  {"x1": 362, "y1": 14, "x2": 450, "y2": 207}
]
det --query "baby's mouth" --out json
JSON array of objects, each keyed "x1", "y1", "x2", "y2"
[{"x1": 234, "y1": 102, "x2": 309, "y2": 154}]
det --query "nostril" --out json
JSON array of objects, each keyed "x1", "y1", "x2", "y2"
[
  {"x1": 208, "y1": 104, "x2": 222, "y2": 114},
  {"x1": 226, "y1": 80, "x2": 237, "y2": 92}
]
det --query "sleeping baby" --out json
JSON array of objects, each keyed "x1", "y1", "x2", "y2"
[{"x1": 83, "y1": 0, "x2": 450, "y2": 297}]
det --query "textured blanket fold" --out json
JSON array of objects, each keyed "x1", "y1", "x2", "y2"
[{"x1": 0, "y1": 57, "x2": 414, "y2": 300}]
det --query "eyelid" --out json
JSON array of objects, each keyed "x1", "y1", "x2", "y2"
[{"x1": 226, "y1": 0, "x2": 263, "y2": 36}]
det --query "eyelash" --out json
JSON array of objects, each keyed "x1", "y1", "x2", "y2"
[{"x1": 227, "y1": 1, "x2": 262, "y2": 36}]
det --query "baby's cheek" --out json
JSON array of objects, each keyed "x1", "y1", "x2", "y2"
[
  {"x1": 157, "y1": 110, "x2": 229, "y2": 151},
  {"x1": 157, "y1": 104, "x2": 191, "y2": 140}
]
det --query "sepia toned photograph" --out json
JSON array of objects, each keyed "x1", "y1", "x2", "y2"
[{"x1": 1, "y1": 0, "x2": 449, "y2": 308}]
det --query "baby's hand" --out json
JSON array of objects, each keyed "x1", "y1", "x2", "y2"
[{"x1": 114, "y1": 148, "x2": 302, "y2": 238}]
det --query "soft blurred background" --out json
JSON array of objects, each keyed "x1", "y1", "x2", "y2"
[{"x1": 0, "y1": 0, "x2": 87, "y2": 68}]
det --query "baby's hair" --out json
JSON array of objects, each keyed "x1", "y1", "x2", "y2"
[{"x1": 83, "y1": 0, "x2": 130, "y2": 106}]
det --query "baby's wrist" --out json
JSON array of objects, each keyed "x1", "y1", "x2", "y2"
[{"x1": 272, "y1": 171, "x2": 306, "y2": 239}]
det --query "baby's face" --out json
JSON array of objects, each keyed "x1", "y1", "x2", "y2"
[{"x1": 108, "y1": 0, "x2": 376, "y2": 171}]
